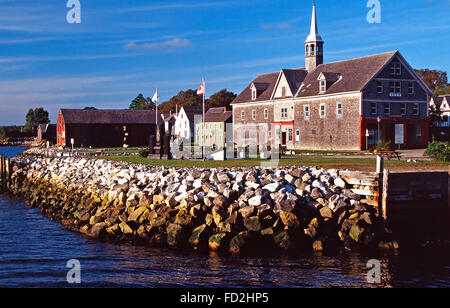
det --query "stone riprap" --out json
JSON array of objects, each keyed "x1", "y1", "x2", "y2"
[
  {"x1": 22, "y1": 147, "x2": 139, "y2": 158},
  {"x1": 8, "y1": 157, "x2": 397, "y2": 254}
]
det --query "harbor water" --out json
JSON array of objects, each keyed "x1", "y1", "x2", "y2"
[{"x1": 0, "y1": 147, "x2": 449, "y2": 288}]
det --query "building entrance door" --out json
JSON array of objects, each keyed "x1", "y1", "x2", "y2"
[{"x1": 281, "y1": 132, "x2": 287, "y2": 145}]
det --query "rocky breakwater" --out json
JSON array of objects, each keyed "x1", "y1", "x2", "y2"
[{"x1": 8, "y1": 157, "x2": 398, "y2": 255}]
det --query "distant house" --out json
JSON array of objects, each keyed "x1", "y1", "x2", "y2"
[
  {"x1": 37, "y1": 124, "x2": 56, "y2": 144},
  {"x1": 430, "y1": 95, "x2": 450, "y2": 141},
  {"x1": 174, "y1": 106, "x2": 210, "y2": 142},
  {"x1": 161, "y1": 113, "x2": 177, "y2": 138},
  {"x1": 195, "y1": 107, "x2": 233, "y2": 148},
  {"x1": 56, "y1": 109, "x2": 162, "y2": 148},
  {"x1": 231, "y1": 4, "x2": 432, "y2": 150}
]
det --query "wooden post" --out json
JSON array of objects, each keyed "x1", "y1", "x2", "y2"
[
  {"x1": 0, "y1": 155, "x2": 4, "y2": 190},
  {"x1": 376, "y1": 155, "x2": 384, "y2": 174},
  {"x1": 375, "y1": 155, "x2": 384, "y2": 217},
  {"x1": 382, "y1": 169, "x2": 390, "y2": 221},
  {"x1": 5, "y1": 158, "x2": 10, "y2": 189}
]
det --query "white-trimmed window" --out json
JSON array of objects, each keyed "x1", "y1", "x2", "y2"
[
  {"x1": 241, "y1": 111, "x2": 245, "y2": 121},
  {"x1": 251, "y1": 88, "x2": 257, "y2": 100},
  {"x1": 281, "y1": 87, "x2": 286, "y2": 97},
  {"x1": 384, "y1": 103, "x2": 390, "y2": 116},
  {"x1": 319, "y1": 80, "x2": 326, "y2": 93},
  {"x1": 400, "y1": 103, "x2": 406, "y2": 115},
  {"x1": 408, "y1": 82, "x2": 415, "y2": 95},
  {"x1": 304, "y1": 105, "x2": 310, "y2": 120},
  {"x1": 281, "y1": 108, "x2": 288, "y2": 119},
  {"x1": 336, "y1": 102, "x2": 343, "y2": 118},
  {"x1": 252, "y1": 110, "x2": 256, "y2": 120},
  {"x1": 319, "y1": 103, "x2": 326, "y2": 119},
  {"x1": 295, "y1": 129, "x2": 300, "y2": 143},
  {"x1": 412, "y1": 103, "x2": 419, "y2": 116},
  {"x1": 377, "y1": 81, "x2": 383, "y2": 93},
  {"x1": 390, "y1": 81, "x2": 401, "y2": 97},
  {"x1": 391, "y1": 62, "x2": 401, "y2": 75},
  {"x1": 288, "y1": 128, "x2": 293, "y2": 142},
  {"x1": 370, "y1": 102, "x2": 377, "y2": 115}
]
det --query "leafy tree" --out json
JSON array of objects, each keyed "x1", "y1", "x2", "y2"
[
  {"x1": 24, "y1": 108, "x2": 50, "y2": 133},
  {"x1": 433, "y1": 85, "x2": 450, "y2": 97},
  {"x1": 158, "y1": 89, "x2": 237, "y2": 114},
  {"x1": 24, "y1": 109, "x2": 35, "y2": 133},
  {"x1": 34, "y1": 108, "x2": 50, "y2": 127},
  {"x1": 415, "y1": 69, "x2": 448, "y2": 91},
  {"x1": 129, "y1": 93, "x2": 155, "y2": 110},
  {"x1": 158, "y1": 89, "x2": 202, "y2": 114},
  {"x1": 207, "y1": 89, "x2": 236, "y2": 110}
]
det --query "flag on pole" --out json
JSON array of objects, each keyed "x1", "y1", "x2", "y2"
[
  {"x1": 152, "y1": 88, "x2": 160, "y2": 141},
  {"x1": 197, "y1": 80, "x2": 205, "y2": 96},
  {"x1": 152, "y1": 89, "x2": 159, "y2": 104}
]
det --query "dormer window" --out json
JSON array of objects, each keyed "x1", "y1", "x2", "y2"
[
  {"x1": 319, "y1": 80, "x2": 326, "y2": 93},
  {"x1": 251, "y1": 88, "x2": 257, "y2": 100}
]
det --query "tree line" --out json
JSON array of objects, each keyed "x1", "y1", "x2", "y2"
[{"x1": 128, "y1": 89, "x2": 237, "y2": 114}]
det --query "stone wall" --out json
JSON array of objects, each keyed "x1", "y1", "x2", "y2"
[{"x1": 7, "y1": 157, "x2": 398, "y2": 255}]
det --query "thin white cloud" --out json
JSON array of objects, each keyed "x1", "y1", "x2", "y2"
[
  {"x1": 116, "y1": 1, "x2": 234, "y2": 13},
  {"x1": 261, "y1": 22, "x2": 292, "y2": 30},
  {"x1": 124, "y1": 38, "x2": 191, "y2": 51}
]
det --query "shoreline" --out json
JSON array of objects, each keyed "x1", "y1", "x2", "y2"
[{"x1": 5, "y1": 156, "x2": 403, "y2": 255}]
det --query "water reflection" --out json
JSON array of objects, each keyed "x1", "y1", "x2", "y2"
[{"x1": 0, "y1": 195, "x2": 448, "y2": 288}]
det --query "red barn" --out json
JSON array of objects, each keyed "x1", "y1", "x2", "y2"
[{"x1": 56, "y1": 109, "x2": 162, "y2": 148}]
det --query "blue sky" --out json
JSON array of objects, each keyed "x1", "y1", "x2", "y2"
[{"x1": 1, "y1": 0, "x2": 449, "y2": 125}]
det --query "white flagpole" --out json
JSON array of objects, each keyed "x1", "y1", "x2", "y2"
[
  {"x1": 155, "y1": 88, "x2": 160, "y2": 143},
  {"x1": 202, "y1": 78, "x2": 205, "y2": 160}
]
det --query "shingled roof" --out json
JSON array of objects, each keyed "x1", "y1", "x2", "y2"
[
  {"x1": 60, "y1": 109, "x2": 161, "y2": 125},
  {"x1": 232, "y1": 72, "x2": 279, "y2": 105},
  {"x1": 182, "y1": 106, "x2": 211, "y2": 122},
  {"x1": 282, "y1": 68, "x2": 308, "y2": 96},
  {"x1": 296, "y1": 51, "x2": 397, "y2": 97},
  {"x1": 231, "y1": 51, "x2": 406, "y2": 104},
  {"x1": 204, "y1": 110, "x2": 233, "y2": 123}
]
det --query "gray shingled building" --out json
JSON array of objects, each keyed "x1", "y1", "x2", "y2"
[{"x1": 231, "y1": 4, "x2": 431, "y2": 151}]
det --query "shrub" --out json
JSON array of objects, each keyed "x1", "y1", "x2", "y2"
[
  {"x1": 425, "y1": 141, "x2": 450, "y2": 162},
  {"x1": 139, "y1": 149, "x2": 150, "y2": 157},
  {"x1": 374, "y1": 140, "x2": 391, "y2": 152}
]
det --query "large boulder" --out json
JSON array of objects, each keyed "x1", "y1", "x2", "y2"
[
  {"x1": 89, "y1": 222, "x2": 108, "y2": 239},
  {"x1": 208, "y1": 233, "x2": 230, "y2": 252},
  {"x1": 166, "y1": 223, "x2": 188, "y2": 248},
  {"x1": 244, "y1": 216, "x2": 262, "y2": 232},
  {"x1": 188, "y1": 224, "x2": 210, "y2": 250},
  {"x1": 279, "y1": 211, "x2": 300, "y2": 229},
  {"x1": 229, "y1": 231, "x2": 252, "y2": 255}
]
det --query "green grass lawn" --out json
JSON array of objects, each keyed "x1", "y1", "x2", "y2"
[{"x1": 96, "y1": 155, "x2": 449, "y2": 172}]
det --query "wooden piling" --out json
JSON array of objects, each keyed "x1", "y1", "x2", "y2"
[
  {"x1": 0, "y1": 155, "x2": 12, "y2": 190},
  {"x1": 5, "y1": 158, "x2": 11, "y2": 189},
  {"x1": 0, "y1": 155, "x2": 4, "y2": 190},
  {"x1": 382, "y1": 169, "x2": 390, "y2": 221}
]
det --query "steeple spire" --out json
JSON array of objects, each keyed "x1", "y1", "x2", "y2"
[
  {"x1": 307, "y1": 3, "x2": 323, "y2": 42},
  {"x1": 305, "y1": 3, "x2": 324, "y2": 71}
]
